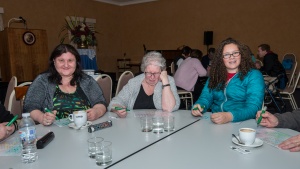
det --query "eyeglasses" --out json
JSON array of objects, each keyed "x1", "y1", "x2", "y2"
[
  {"x1": 223, "y1": 51, "x2": 241, "y2": 59},
  {"x1": 55, "y1": 58, "x2": 76, "y2": 64},
  {"x1": 144, "y1": 72, "x2": 161, "y2": 77}
]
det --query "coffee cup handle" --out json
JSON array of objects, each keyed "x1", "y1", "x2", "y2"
[{"x1": 68, "y1": 114, "x2": 74, "y2": 121}]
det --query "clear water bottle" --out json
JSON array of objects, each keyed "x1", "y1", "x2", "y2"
[{"x1": 19, "y1": 113, "x2": 38, "y2": 163}]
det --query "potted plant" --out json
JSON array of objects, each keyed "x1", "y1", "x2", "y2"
[{"x1": 59, "y1": 16, "x2": 97, "y2": 48}]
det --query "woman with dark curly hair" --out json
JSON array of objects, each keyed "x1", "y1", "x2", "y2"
[
  {"x1": 192, "y1": 38, "x2": 265, "y2": 124},
  {"x1": 24, "y1": 44, "x2": 106, "y2": 126}
]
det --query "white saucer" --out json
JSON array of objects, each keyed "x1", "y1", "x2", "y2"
[
  {"x1": 232, "y1": 136, "x2": 263, "y2": 147},
  {"x1": 68, "y1": 121, "x2": 92, "y2": 130}
]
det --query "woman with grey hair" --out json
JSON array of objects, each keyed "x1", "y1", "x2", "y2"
[{"x1": 108, "y1": 51, "x2": 180, "y2": 117}]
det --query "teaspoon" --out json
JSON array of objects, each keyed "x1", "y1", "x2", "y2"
[{"x1": 232, "y1": 134, "x2": 244, "y2": 145}]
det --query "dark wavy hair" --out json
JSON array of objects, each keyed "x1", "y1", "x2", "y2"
[
  {"x1": 208, "y1": 38, "x2": 255, "y2": 90},
  {"x1": 182, "y1": 46, "x2": 192, "y2": 55},
  {"x1": 48, "y1": 44, "x2": 82, "y2": 86}
]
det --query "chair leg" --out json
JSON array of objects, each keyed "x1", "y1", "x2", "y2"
[
  {"x1": 185, "y1": 95, "x2": 188, "y2": 110},
  {"x1": 266, "y1": 88, "x2": 283, "y2": 113},
  {"x1": 290, "y1": 94, "x2": 298, "y2": 109}
]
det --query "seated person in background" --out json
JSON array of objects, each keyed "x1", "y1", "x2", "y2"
[
  {"x1": 255, "y1": 60, "x2": 263, "y2": 69},
  {"x1": 24, "y1": 44, "x2": 107, "y2": 126},
  {"x1": 245, "y1": 45, "x2": 256, "y2": 63},
  {"x1": 109, "y1": 51, "x2": 180, "y2": 118},
  {"x1": 191, "y1": 49, "x2": 203, "y2": 61},
  {"x1": 0, "y1": 104, "x2": 18, "y2": 141},
  {"x1": 192, "y1": 38, "x2": 265, "y2": 124},
  {"x1": 257, "y1": 44, "x2": 288, "y2": 89},
  {"x1": 201, "y1": 47, "x2": 215, "y2": 70},
  {"x1": 174, "y1": 49, "x2": 207, "y2": 102},
  {"x1": 256, "y1": 109, "x2": 300, "y2": 152},
  {"x1": 173, "y1": 46, "x2": 192, "y2": 71}
]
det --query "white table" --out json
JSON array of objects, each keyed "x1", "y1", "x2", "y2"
[
  {"x1": 0, "y1": 110, "x2": 200, "y2": 169},
  {"x1": 109, "y1": 113, "x2": 300, "y2": 169}
]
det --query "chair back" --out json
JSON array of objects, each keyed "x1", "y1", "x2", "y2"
[
  {"x1": 170, "y1": 62, "x2": 175, "y2": 75},
  {"x1": 4, "y1": 76, "x2": 17, "y2": 110},
  {"x1": 8, "y1": 82, "x2": 32, "y2": 118},
  {"x1": 177, "y1": 89, "x2": 193, "y2": 110},
  {"x1": 286, "y1": 61, "x2": 297, "y2": 88},
  {"x1": 282, "y1": 53, "x2": 297, "y2": 75},
  {"x1": 96, "y1": 74, "x2": 113, "y2": 105},
  {"x1": 115, "y1": 71, "x2": 134, "y2": 95},
  {"x1": 290, "y1": 70, "x2": 300, "y2": 94}
]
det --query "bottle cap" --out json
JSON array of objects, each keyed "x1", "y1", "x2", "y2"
[{"x1": 22, "y1": 113, "x2": 30, "y2": 118}]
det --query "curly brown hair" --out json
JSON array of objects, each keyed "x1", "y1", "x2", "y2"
[{"x1": 208, "y1": 38, "x2": 255, "y2": 90}]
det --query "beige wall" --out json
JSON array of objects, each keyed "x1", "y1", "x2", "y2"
[
  {"x1": 0, "y1": 0, "x2": 299, "y2": 74},
  {"x1": 121, "y1": 0, "x2": 300, "y2": 62},
  {"x1": 0, "y1": 0, "x2": 121, "y2": 72}
]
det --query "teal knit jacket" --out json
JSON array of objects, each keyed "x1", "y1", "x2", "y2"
[{"x1": 194, "y1": 69, "x2": 265, "y2": 122}]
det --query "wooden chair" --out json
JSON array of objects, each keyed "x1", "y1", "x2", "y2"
[
  {"x1": 96, "y1": 74, "x2": 113, "y2": 105},
  {"x1": 8, "y1": 82, "x2": 32, "y2": 118},
  {"x1": 115, "y1": 71, "x2": 134, "y2": 95},
  {"x1": 4, "y1": 76, "x2": 17, "y2": 110}
]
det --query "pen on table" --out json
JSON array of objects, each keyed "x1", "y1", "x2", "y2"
[
  {"x1": 257, "y1": 106, "x2": 267, "y2": 127},
  {"x1": 193, "y1": 105, "x2": 205, "y2": 110},
  {"x1": 44, "y1": 108, "x2": 59, "y2": 120},
  {"x1": 114, "y1": 106, "x2": 130, "y2": 111},
  {"x1": 5, "y1": 115, "x2": 18, "y2": 126}
]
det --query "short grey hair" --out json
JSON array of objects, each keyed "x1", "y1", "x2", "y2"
[{"x1": 140, "y1": 51, "x2": 166, "y2": 72}]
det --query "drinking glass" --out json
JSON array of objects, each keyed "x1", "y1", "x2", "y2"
[
  {"x1": 95, "y1": 141, "x2": 112, "y2": 166},
  {"x1": 140, "y1": 116, "x2": 153, "y2": 132},
  {"x1": 87, "y1": 137, "x2": 104, "y2": 158},
  {"x1": 163, "y1": 115, "x2": 175, "y2": 132},
  {"x1": 152, "y1": 116, "x2": 164, "y2": 133}
]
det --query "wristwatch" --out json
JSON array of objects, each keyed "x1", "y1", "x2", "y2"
[{"x1": 162, "y1": 84, "x2": 170, "y2": 89}]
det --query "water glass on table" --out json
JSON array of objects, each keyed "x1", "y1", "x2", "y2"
[
  {"x1": 87, "y1": 137, "x2": 104, "y2": 158},
  {"x1": 140, "y1": 116, "x2": 153, "y2": 132},
  {"x1": 152, "y1": 116, "x2": 164, "y2": 133},
  {"x1": 95, "y1": 141, "x2": 112, "y2": 166},
  {"x1": 163, "y1": 115, "x2": 175, "y2": 132}
]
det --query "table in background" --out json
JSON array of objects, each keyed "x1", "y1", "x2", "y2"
[
  {"x1": 0, "y1": 110, "x2": 199, "y2": 169},
  {"x1": 110, "y1": 113, "x2": 300, "y2": 169},
  {"x1": 126, "y1": 61, "x2": 141, "y2": 73},
  {"x1": 78, "y1": 49, "x2": 98, "y2": 70}
]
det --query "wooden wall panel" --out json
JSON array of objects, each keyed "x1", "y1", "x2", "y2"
[{"x1": 0, "y1": 28, "x2": 48, "y2": 82}]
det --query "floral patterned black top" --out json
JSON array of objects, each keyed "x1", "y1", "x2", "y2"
[{"x1": 53, "y1": 85, "x2": 91, "y2": 119}]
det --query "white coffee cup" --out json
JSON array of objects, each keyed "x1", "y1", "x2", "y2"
[
  {"x1": 69, "y1": 110, "x2": 87, "y2": 127},
  {"x1": 239, "y1": 128, "x2": 256, "y2": 145}
]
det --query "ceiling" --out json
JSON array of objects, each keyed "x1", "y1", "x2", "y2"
[{"x1": 94, "y1": 0, "x2": 157, "y2": 6}]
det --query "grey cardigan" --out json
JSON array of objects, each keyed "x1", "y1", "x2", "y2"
[
  {"x1": 108, "y1": 74, "x2": 180, "y2": 111},
  {"x1": 274, "y1": 109, "x2": 300, "y2": 132},
  {"x1": 24, "y1": 73, "x2": 106, "y2": 113}
]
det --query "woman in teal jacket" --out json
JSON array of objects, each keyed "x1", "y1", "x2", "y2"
[{"x1": 192, "y1": 38, "x2": 265, "y2": 124}]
